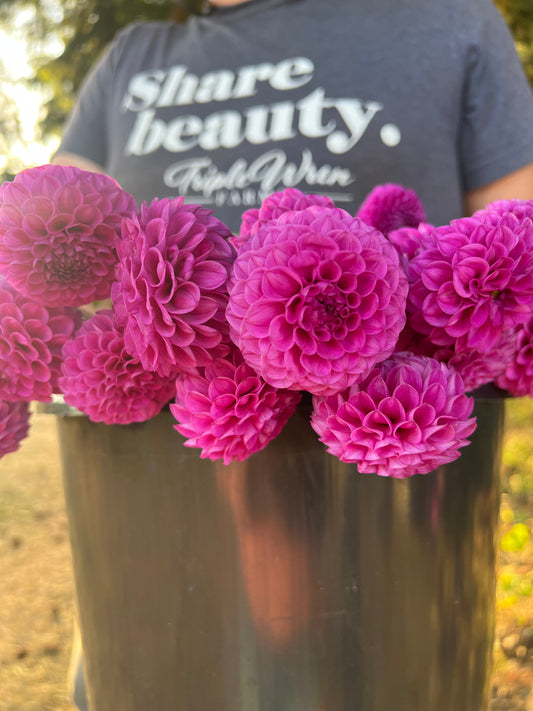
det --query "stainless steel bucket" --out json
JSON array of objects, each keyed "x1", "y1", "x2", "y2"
[{"x1": 57, "y1": 396, "x2": 504, "y2": 711}]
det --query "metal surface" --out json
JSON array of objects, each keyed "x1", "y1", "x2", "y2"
[{"x1": 58, "y1": 397, "x2": 504, "y2": 711}]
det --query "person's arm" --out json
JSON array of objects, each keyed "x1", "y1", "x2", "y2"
[
  {"x1": 458, "y1": 0, "x2": 533, "y2": 216},
  {"x1": 50, "y1": 152, "x2": 106, "y2": 174},
  {"x1": 51, "y1": 24, "x2": 139, "y2": 175},
  {"x1": 463, "y1": 162, "x2": 533, "y2": 215}
]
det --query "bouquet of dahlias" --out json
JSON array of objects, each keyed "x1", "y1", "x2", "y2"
[{"x1": 1, "y1": 164, "x2": 532, "y2": 477}]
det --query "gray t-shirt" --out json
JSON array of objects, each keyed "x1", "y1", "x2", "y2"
[{"x1": 57, "y1": 0, "x2": 533, "y2": 231}]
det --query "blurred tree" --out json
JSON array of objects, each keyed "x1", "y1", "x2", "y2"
[
  {"x1": 494, "y1": 0, "x2": 533, "y2": 85},
  {"x1": 0, "y1": 0, "x2": 201, "y2": 180},
  {"x1": 0, "y1": 1, "x2": 201, "y2": 139},
  {"x1": 0, "y1": 89, "x2": 23, "y2": 182}
]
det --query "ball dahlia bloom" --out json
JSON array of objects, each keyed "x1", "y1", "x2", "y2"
[
  {"x1": 0, "y1": 164, "x2": 137, "y2": 307},
  {"x1": 356, "y1": 183, "x2": 426, "y2": 235},
  {"x1": 311, "y1": 352, "x2": 476, "y2": 477},
  {"x1": 496, "y1": 317, "x2": 533, "y2": 396},
  {"x1": 476, "y1": 198, "x2": 533, "y2": 222},
  {"x1": 0, "y1": 278, "x2": 81, "y2": 402},
  {"x1": 396, "y1": 322, "x2": 516, "y2": 392},
  {"x1": 0, "y1": 400, "x2": 31, "y2": 459},
  {"x1": 235, "y1": 188, "x2": 335, "y2": 250},
  {"x1": 387, "y1": 222, "x2": 434, "y2": 266},
  {"x1": 170, "y1": 348, "x2": 302, "y2": 464},
  {"x1": 112, "y1": 197, "x2": 236, "y2": 378},
  {"x1": 60, "y1": 311, "x2": 176, "y2": 424},
  {"x1": 407, "y1": 214, "x2": 533, "y2": 354},
  {"x1": 227, "y1": 206, "x2": 408, "y2": 396}
]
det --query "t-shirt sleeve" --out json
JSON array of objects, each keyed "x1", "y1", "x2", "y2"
[
  {"x1": 55, "y1": 25, "x2": 136, "y2": 168},
  {"x1": 460, "y1": 0, "x2": 533, "y2": 192}
]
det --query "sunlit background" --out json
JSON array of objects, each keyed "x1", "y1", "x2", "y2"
[{"x1": 0, "y1": 6, "x2": 63, "y2": 175}]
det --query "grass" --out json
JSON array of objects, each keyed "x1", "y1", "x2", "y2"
[{"x1": 490, "y1": 399, "x2": 533, "y2": 710}]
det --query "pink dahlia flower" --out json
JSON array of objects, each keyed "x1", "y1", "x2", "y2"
[
  {"x1": 311, "y1": 352, "x2": 476, "y2": 477},
  {"x1": 387, "y1": 222, "x2": 434, "y2": 264},
  {"x1": 48, "y1": 308, "x2": 83, "y2": 394},
  {"x1": 227, "y1": 206, "x2": 408, "y2": 395},
  {"x1": 407, "y1": 214, "x2": 533, "y2": 354},
  {"x1": 0, "y1": 400, "x2": 31, "y2": 459},
  {"x1": 443, "y1": 338, "x2": 517, "y2": 392},
  {"x1": 112, "y1": 197, "x2": 236, "y2": 378},
  {"x1": 356, "y1": 183, "x2": 426, "y2": 236},
  {"x1": 396, "y1": 322, "x2": 516, "y2": 391},
  {"x1": 476, "y1": 198, "x2": 533, "y2": 222},
  {"x1": 60, "y1": 311, "x2": 176, "y2": 424},
  {"x1": 235, "y1": 188, "x2": 335, "y2": 250},
  {"x1": 0, "y1": 278, "x2": 81, "y2": 402},
  {"x1": 0, "y1": 164, "x2": 137, "y2": 306},
  {"x1": 496, "y1": 317, "x2": 533, "y2": 396},
  {"x1": 170, "y1": 348, "x2": 302, "y2": 464}
]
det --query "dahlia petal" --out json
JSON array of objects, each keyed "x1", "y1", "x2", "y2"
[
  {"x1": 0, "y1": 401, "x2": 31, "y2": 459},
  {"x1": 187, "y1": 261, "x2": 227, "y2": 294},
  {"x1": 446, "y1": 307, "x2": 474, "y2": 337},
  {"x1": 169, "y1": 281, "x2": 201, "y2": 313},
  {"x1": 379, "y1": 396, "x2": 405, "y2": 422},
  {"x1": 268, "y1": 315, "x2": 295, "y2": 349},
  {"x1": 421, "y1": 262, "x2": 453, "y2": 291},
  {"x1": 452, "y1": 257, "x2": 489, "y2": 297}
]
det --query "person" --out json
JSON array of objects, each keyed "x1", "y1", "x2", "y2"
[
  {"x1": 51, "y1": 1, "x2": 533, "y2": 709},
  {"x1": 53, "y1": 0, "x2": 533, "y2": 232}
]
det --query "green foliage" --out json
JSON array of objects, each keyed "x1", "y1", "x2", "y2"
[
  {"x1": 501, "y1": 523, "x2": 531, "y2": 552},
  {"x1": 0, "y1": 0, "x2": 203, "y2": 180},
  {"x1": 499, "y1": 570, "x2": 532, "y2": 596},
  {"x1": 502, "y1": 400, "x2": 533, "y2": 511},
  {"x1": 26, "y1": 1, "x2": 200, "y2": 137},
  {"x1": 494, "y1": 0, "x2": 533, "y2": 86}
]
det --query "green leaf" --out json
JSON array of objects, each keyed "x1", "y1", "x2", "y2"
[{"x1": 500, "y1": 523, "x2": 531, "y2": 552}]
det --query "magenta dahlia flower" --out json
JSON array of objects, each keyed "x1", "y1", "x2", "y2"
[
  {"x1": 476, "y1": 198, "x2": 533, "y2": 222},
  {"x1": 227, "y1": 206, "x2": 408, "y2": 395},
  {"x1": 387, "y1": 222, "x2": 434, "y2": 264},
  {"x1": 407, "y1": 213, "x2": 533, "y2": 354},
  {"x1": 0, "y1": 164, "x2": 137, "y2": 307},
  {"x1": 0, "y1": 400, "x2": 31, "y2": 459},
  {"x1": 396, "y1": 322, "x2": 517, "y2": 392},
  {"x1": 356, "y1": 183, "x2": 426, "y2": 236},
  {"x1": 112, "y1": 197, "x2": 236, "y2": 378},
  {"x1": 170, "y1": 348, "x2": 302, "y2": 464},
  {"x1": 311, "y1": 352, "x2": 476, "y2": 477},
  {"x1": 0, "y1": 278, "x2": 81, "y2": 402},
  {"x1": 235, "y1": 188, "x2": 335, "y2": 250},
  {"x1": 496, "y1": 317, "x2": 533, "y2": 396},
  {"x1": 60, "y1": 311, "x2": 176, "y2": 424},
  {"x1": 48, "y1": 308, "x2": 84, "y2": 394}
]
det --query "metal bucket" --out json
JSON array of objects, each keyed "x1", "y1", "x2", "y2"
[{"x1": 57, "y1": 396, "x2": 504, "y2": 711}]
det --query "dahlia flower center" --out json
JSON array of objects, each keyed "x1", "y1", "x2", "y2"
[
  {"x1": 47, "y1": 255, "x2": 88, "y2": 283},
  {"x1": 316, "y1": 293, "x2": 346, "y2": 323},
  {"x1": 298, "y1": 281, "x2": 352, "y2": 335}
]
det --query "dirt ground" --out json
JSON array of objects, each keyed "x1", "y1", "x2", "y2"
[{"x1": 0, "y1": 405, "x2": 531, "y2": 711}]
